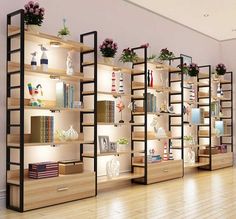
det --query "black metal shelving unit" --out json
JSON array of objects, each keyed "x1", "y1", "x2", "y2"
[
  {"x1": 168, "y1": 57, "x2": 184, "y2": 174},
  {"x1": 197, "y1": 65, "x2": 212, "y2": 169},
  {"x1": 6, "y1": 9, "x2": 98, "y2": 212},
  {"x1": 80, "y1": 31, "x2": 98, "y2": 194},
  {"x1": 131, "y1": 46, "x2": 148, "y2": 184},
  {"x1": 6, "y1": 9, "x2": 25, "y2": 212}
]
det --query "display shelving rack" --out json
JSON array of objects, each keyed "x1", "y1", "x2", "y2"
[{"x1": 6, "y1": 9, "x2": 97, "y2": 212}]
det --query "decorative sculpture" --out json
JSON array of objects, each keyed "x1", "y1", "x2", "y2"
[
  {"x1": 111, "y1": 72, "x2": 116, "y2": 92},
  {"x1": 106, "y1": 157, "x2": 120, "y2": 179},
  {"x1": 163, "y1": 142, "x2": 168, "y2": 161},
  {"x1": 66, "y1": 50, "x2": 74, "y2": 75},
  {"x1": 27, "y1": 83, "x2": 43, "y2": 107},
  {"x1": 128, "y1": 100, "x2": 136, "y2": 123},
  {"x1": 118, "y1": 72, "x2": 124, "y2": 94},
  {"x1": 116, "y1": 98, "x2": 125, "y2": 123}
]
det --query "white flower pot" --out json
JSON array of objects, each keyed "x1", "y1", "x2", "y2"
[
  {"x1": 27, "y1": 25, "x2": 40, "y2": 34},
  {"x1": 103, "y1": 57, "x2": 115, "y2": 65},
  {"x1": 60, "y1": 35, "x2": 69, "y2": 41},
  {"x1": 123, "y1": 62, "x2": 133, "y2": 69}
]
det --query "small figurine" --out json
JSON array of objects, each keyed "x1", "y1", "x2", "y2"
[
  {"x1": 116, "y1": 98, "x2": 125, "y2": 123},
  {"x1": 118, "y1": 72, "x2": 124, "y2": 94},
  {"x1": 111, "y1": 72, "x2": 116, "y2": 92},
  {"x1": 66, "y1": 50, "x2": 74, "y2": 75},
  {"x1": 147, "y1": 69, "x2": 150, "y2": 86},
  {"x1": 220, "y1": 88, "x2": 224, "y2": 97},
  {"x1": 30, "y1": 52, "x2": 37, "y2": 70},
  {"x1": 27, "y1": 83, "x2": 43, "y2": 107},
  {"x1": 39, "y1": 44, "x2": 48, "y2": 72},
  {"x1": 150, "y1": 70, "x2": 153, "y2": 87},
  {"x1": 217, "y1": 83, "x2": 221, "y2": 97},
  {"x1": 169, "y1": 142, "x2": 174, "y2": 160},
  {"x1": 128, "y1": 100, "x2": 137, "y2": 123}
]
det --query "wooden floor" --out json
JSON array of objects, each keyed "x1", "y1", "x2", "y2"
[{"x1": 1, "y1": 167, "x2": 236, "y2": 218}]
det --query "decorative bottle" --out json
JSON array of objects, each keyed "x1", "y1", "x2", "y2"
[
  {"x1": 118, "y1": 72, "x2": 124, "y2": 94},
  {"x1": 39, "y1": 44, "x2": 48, "y2": 72},
  {"x1": 30, "y1": 52, "x2": 37, "y2": 70},
  {"x1": 217, "y1": 83, "x2": 221, "y2": 97},
  {"x1": 220, "y1": 88, "x2": 224, "y2": 97},
  {"x1": 163, "y1": 142, "x2": 168, "y2": 161},
  {"x1": 147, "y1": 69, "x2": 150, "y2": 86},
  {"x1": 111, "y1": 72, "x2": 116, "y2": 92},
  {"x1": 150, "y1": 70, "x2": 153, "y2": 87},
  {"x1": 169, "y1": 142, "x2": 174, "y2": 160}
]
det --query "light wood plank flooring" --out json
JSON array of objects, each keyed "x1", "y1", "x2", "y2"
[{"x1": 1, "y1": 167, "x2": 236, "y2": 218}]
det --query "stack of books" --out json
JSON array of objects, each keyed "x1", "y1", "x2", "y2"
[
  {"x1": 97, "y1": 101, "x2": 115, "y2": 123},
  {"x1": 31, "y1": 116, "x2": 54, "y2": 143},
  {"x1": 145, "y1": 93, "x2": 156, "y2": 112},
  {"x1": 56, "y1": 81, "x2": 75, "y2": 108},
  {"x1": 28, "y1": 162, "x2": 59, "y2": 179}
]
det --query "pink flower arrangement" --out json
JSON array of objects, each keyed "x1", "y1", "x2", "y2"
[
  {"x1": 119, "y1": 48, "x2": 138, "y2": 63},
  {"x1": 216, "y1": 63, "x2": 226, "y2": 75},
  {"x1": 188, "y1": 63, "x2": 199, "y2": 77},
  {"x1": 99, "y1": 38, "x2": 118, "y2": 58},
  {"x1": 24, "y1": 1, "x2": 45, "y2": 26}
]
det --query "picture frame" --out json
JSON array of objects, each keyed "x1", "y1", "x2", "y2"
[
  {"x1": 109, "y1": 142, "x2": 117, "y2": 153},
  {"x1": 180, "y1": 54, "x2": 192, "y2": 65},
  {"x1": 98, "y1": 136, "x2": 110, "y2": 153}
]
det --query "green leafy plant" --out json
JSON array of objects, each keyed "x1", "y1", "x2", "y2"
[
  {"x1": 119, "y1": 48, "x2": 138, "y2": 63},
  {"x1": 58, "y1": 18, "x2": 70, "y2": 37},
  {"x1": 24, "y1": 1, "x2": 45, "y2": 26},
  {"x1": 147, "y1": 54, "x2": 157, "y2": 61},
  {"x1": 177, "y1": 63, "x2": 188, "y2": 75},
  {"x1": 117, "y1": 137, "x2": 128, "y2": 145},
  {"x1": 158, "y1": 48, "x2": 175, "y2": 61},
  {"x1": 183, "y1": 135, "x2": 193, "y2": 141}
]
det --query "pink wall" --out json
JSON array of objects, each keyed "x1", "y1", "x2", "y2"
[{"x1": 0, "y1": 0, "x2": 221, "y2": 196}]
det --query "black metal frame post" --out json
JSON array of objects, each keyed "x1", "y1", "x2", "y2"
[
  {"x1": 6, "y1": 9, "x2": 25, "y2": 212},
  {"x1": 169, "y1": 57, "x2": 184, "y2": 175},
  {"x1": 80, "y1": 31, "x2": 97, "y2": 194},
  {"x1": 131, "y1": 46, "x2": 147, "y2": 184},
  {"x1": 197, "y1": 65, "x2": 211, "y2": 170}
]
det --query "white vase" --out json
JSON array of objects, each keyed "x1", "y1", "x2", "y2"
[
  {"x1": 65, "y1": 125, "x2": 79, "y2": 140},
  {"x1": 106, "y1": 157, "x2": 120, "y2": 179},
  {"x1": 123, "y1": 62, "x2": 133, "y2": 69},
  {"x1": 103, "y1": 57, "x2": 115, "y2": 65},
  {"x1": 60, "y1": 35, "x2": 69, "y2": 41},
  {"x1": 27, "y1": 25, "x2": 40, "y2": 34}
]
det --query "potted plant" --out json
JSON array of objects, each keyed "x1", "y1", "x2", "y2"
[
  {"x1": 117, "y1": 137, "x2": 128, "y2": 152},
  {"x1": 158, "y1": 48, "x2": 175, "y2": 65},
  {"x1": 24, "y1": 1, "x2": 45, "y2": 33},
  {"x1": 58, "y1": 18, "x2": 70, "y2": 40},
  {"x1": 119, "y1": 47, "x2": 138, "y2": 68},
  {"x1": 187, "y1": 63, "x2": 199, "y2": 77},
  {"x1": 99, "y1": 38, "x2": 118, "y2": 65},
  {"x1": 215, "y1": 63, "x2": 226, "y2": 80}
]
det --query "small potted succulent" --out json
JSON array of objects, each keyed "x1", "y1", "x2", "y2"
[
  {"x1": 117, "y1": 137, "x2": 128, "y2": 152},
  {"x1": 119, "y1": 47, "x2": 138, "y2": 69},
  {"x1": 158, "y1": 48, "x2": 175, "y2": 65},
  {"x1": 99, "y1": 38, "x2": 118, "y2": 65},
  {"x1": 215, "y1": 63, "x2": 226, "y2": 79},
  {"x1": 24, "y1": 1, "x2": 45, "y2": 33},
  {"x1": 187, "y1": 63, "x2": 199, "y2": 77},
  {"x1": 58, "y1": 18, "x2": 70, "y2": 40}
]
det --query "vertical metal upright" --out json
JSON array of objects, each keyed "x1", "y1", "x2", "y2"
[
  {"x1": 168, "y1": 57, "x2": 184, "y2": 174},
  {"x1": 80, "y1": 31, "x2": 98, "y2": 194},
  {"x1": 6, "y1": 9, "x2": 25, "y2": 212},
  {"x1": 131, "y1": 46, "x2": 147, "y2": 184}
]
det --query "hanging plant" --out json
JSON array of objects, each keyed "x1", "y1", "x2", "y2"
[
  {"x1": 215, "y1": 63, "x2": 226, "y2": 75},
  {"x1": 187, "y1": 63, "x2": 199, "y2": 77}
]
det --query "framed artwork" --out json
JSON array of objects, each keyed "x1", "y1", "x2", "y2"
[
  {"x1": 180, "y1": 54, "x2": 192, "y2": 65},
  {"x1": 109, "y1": 142, "x2": 117, "y2": 152},
  {"x1": 98, "y1": 136, "x2": 110, "y2": 153}
]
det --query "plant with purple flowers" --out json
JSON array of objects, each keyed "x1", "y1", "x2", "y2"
[
  {"x1": 119, "y1": 48, "x2": 138, "y2": 63},
  {"x1": 215, "y1": 63, "x2": 226, "y2": 75},
  {"x1": 187, "y1": 63, "x2": 199, "y2": 77},
  {"x1": 99, "y1": 39, "x2": 118, "y2": 58},
  {"x1": 24, "y1": 1, "x2": 44, "y2": 26},
  {"x1": 158, "y1": 48, "x2": 175, "y2": 61}
]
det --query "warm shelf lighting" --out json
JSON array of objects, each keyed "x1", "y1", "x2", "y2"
[{"x1": 50, "y1": 41, "x2": 61, "y2": 47}]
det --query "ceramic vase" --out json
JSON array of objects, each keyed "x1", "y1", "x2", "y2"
[
  {"x1": 65, "y1": 125, "x2": 79, "y2": 140},
  {"x1": 106, "y1": 157, "x2": 120, "y2": 179},
  {"x1": 103, "y1": 57, "x2": 115, "y2": 65},
  {"x1": 123, "y1": 62, "x2": 133, "y2": 69},
  {"x1": 27, "y1": 25, "x2": 40, "y2": 33}
]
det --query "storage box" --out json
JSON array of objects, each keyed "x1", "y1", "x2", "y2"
[
  {"x1": 58, "y1": 160, "x2": 83, "y2": 175},
  {"x1": 29, "y1": 162, "x2": 59, "y2": 179}
]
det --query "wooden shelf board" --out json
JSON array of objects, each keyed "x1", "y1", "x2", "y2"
[
  {"x1": 212, "y1": 96, "x2": 231, "y2": 101},
  {"x1": 184, "y1": 162, "x2": 209, "y2": 168},
  {"x1": 83, "y1": 150, "x2": 144, "y2": 157},
  {"x1": 132, "y1": 136, "x2": 182, "y2": 141},
  {"x1": 97, "y1": 172, "x2": 144, "y2": 184},
  {"x1": 7, "y1": 171, "x2": 94, "y2": 186},
  {"x1": 132, "y1": 112, "x2": 179, "y2": 116},
  {"x1": 8, "y1": 140, "x2": 94, "y2": 147},
  {"x1": 184, "y1": 144, "x2": 209, "y2": 149},
  {"x1": 8, "y1": 62, "x2": 93, "y2": 82},
  {"x1": 97, "y1": 91, "x2": 143, "y2": 99},
  {"x1": 8, "y1": 25, "x2": 92, "y2": 52}
]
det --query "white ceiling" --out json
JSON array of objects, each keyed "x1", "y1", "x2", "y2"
[{"x1": 125, "y1": 0, "x2": 236, "y2": 41}]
